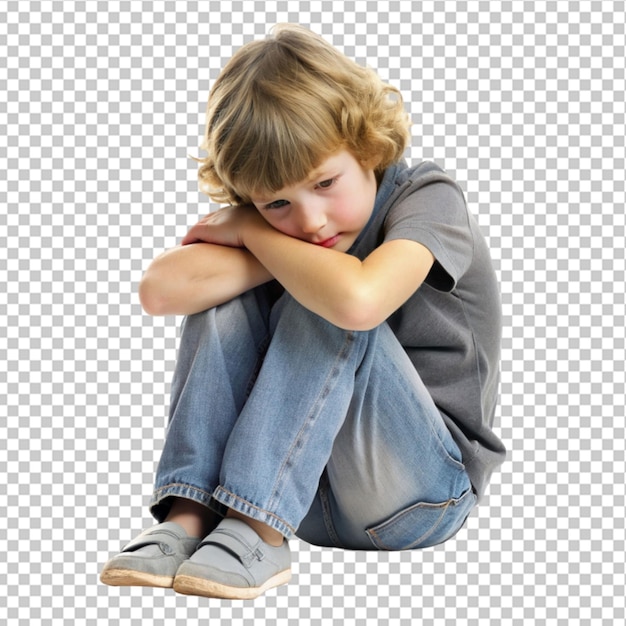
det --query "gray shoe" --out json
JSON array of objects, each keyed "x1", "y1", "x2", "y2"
[
  {"x1": 173, "y1": 518, "x2": 291, "y2": 599},
  {"x1": 100, "y1": 522, "x2": 201, "y2": 588}
]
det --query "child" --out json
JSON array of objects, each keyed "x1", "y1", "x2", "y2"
[{"x1": 101, "y1": 24, "x2": 506, "y2": 600}]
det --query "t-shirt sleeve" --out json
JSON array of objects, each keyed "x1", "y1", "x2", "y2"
[{"x1": 383, "y1": 175, "x2": 474, "y2": 292}]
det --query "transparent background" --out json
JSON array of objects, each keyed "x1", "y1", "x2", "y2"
[{"x1": 1, "y1": 1, "x2": 625, "y2": 625}]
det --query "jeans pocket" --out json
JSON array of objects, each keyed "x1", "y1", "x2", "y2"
[{"x1": 365, "y1": 487, "x2": 476, "y2": 551}]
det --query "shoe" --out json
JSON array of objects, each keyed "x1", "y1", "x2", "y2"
[
  {"x1": 173, "y1": 518, "x2": 291, "y2": 600},
  {"x1": 100, "y1": 522, "x2": 201, "y2": 588}
]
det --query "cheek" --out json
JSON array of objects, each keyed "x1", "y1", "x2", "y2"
[
  {"x1": 330, "y1": 193, "x2": 354, "y2": 219},
  {"x1": 335, "y1": 192, "x2": 370, "y2": 227}
]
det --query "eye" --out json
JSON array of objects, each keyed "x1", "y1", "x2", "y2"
[
  {"x1": 265, "y1": 199, "x2": 290, "y2": 210},
  {"x1": 316, "y1": 178, "x2": 336, "y2": 189}
]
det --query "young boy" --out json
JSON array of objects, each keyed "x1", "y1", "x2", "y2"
[{"x1": 101, "y1": 24, "x2": 506, "y2": 600}]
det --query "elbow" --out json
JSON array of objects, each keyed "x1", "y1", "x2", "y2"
[
  {"x1": 138, "y1": 273, "x2": 173, "y2": 316},
  {"x1": 335, "y1": 311, "x2": 384, "y2": 332},
  {"x1": 330, "y1": 286, "x2": 387, "y2": 331}
]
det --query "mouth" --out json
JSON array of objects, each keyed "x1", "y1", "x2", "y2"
[{"x1": 313, "y1": 234, "x2": 341, "y2": 248}]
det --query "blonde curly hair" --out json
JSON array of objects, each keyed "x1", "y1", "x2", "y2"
[{"x1": 197, "y1": 24, "x2": 411, "y2": 205}]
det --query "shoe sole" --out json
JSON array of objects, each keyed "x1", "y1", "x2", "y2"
[
  {"x1": 173, "y1": 568, "x2": 292, "y2": 600},
  {"x1": 100, "y1": 568, "x2": 174, "y2": 589}
]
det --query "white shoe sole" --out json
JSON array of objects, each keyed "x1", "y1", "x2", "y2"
[
  {"x1": 100, "y1": 568, "x2": 174, "y2": 589},
  {"x1": 173, "y1": 568, "x2": 292, "y2": 600}
]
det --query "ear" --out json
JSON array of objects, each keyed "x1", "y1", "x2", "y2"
[
  {"x1": 359, "y1": 155, "x2": 382, "y2": 171},
  {"x1": 355, "y1": 144, "x2": 382, "y2": 170}
]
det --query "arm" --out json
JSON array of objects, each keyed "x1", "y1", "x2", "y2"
[
  {"x1": 242, "y1": 223, "x2": 435, "y2": 330},
  {"x1": 138, "y1": 242, "x2": 273, "y2": 316},
  {"x1": 182, "y1": 206, "x2": 435, "y2": 330}
]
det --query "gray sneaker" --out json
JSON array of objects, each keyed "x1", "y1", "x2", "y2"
[
  {"x1": 100, "y1": 522, "x2": 201, "y2": 588},
  {"x1": 173, "y1": 518, "x2": 291, "y2": 599}
]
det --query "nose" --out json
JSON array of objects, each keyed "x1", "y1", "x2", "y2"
[{"x1": 297, "y1": 201, "x2": 327, "y2": 234}]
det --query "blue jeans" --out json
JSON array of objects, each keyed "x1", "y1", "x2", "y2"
[{"x1": 150, "y1": 284, "x2": 476, "y2": 550}]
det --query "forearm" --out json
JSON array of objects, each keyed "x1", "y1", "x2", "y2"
[
  {"x1": 173, "y1": 204, "x2": 434, "y2": 327},
  {"x1": 244, "y1": 229, "x2": 364, "y2": 327},
  {"x1": 242, "y1": 222, "x2": 434, "y2": 330},
  {"x1": 139, "y1": 243, "x2": 273, "y2": 316}
]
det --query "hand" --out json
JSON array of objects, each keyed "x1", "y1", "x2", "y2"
[{"x1": 181, "y1": 204, "x2": 263, "y2": 247}]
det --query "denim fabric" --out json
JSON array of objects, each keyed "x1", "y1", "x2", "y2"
[{"x1": 150, "y1": 285, "x2": 476, "y2": 550}]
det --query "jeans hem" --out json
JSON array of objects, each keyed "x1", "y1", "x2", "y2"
[
  {"x1": 150, "y1": 482, "x2": 217, "y2": 522},
  {"x1": 212, "y1": 485, "x2": 296, "y2": 539}
]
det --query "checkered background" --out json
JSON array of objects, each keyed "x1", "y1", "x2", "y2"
[{"x1": 1, "y1": 1, "x2": 625, "y2": 624}]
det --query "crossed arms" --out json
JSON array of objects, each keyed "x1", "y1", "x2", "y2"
[{"x1": 139, "y1": 206, "x2": 434, "y2": 331}]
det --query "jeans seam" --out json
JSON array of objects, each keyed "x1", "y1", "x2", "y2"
[
  {"x1": 243, "y1": 333, "x2": 271, "y2": 399},
  {"x1": 266, "y1": 330, "x2": 358, "y2": 519},
  {"x1": 318, "y1": 471, "x2": 343, "y2": 547}
]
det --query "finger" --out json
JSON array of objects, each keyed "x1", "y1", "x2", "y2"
[{"x1": 181, "y1": 230, "x2": 200, "y2": 246}]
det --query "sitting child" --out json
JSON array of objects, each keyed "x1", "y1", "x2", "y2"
[{"x1": 101, "y1": 23, "x2": 506, "y2": 600}]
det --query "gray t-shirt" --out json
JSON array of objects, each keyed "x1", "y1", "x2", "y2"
[{"x1": 349, "y1": 160, "x2": 506, "y2": 498}]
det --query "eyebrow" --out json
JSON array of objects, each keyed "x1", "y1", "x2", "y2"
[{"x1": 251, "y1": 193, "x2": 280, "y2": 206}]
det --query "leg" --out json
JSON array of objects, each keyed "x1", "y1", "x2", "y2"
[
  {"x1": 165, "y1": 498, "x2": 216, "y2": 539},
  {"x1": 101, "y1": 285, "x2": 279, "y2": 589},
  {"x1": 297, "y1": 321, "x2": 476, "y2": 550},
  {"x1": 150, "y1": 284, "x2": 277, "y2": 523},
  {"x1": 212, "y1": 294, "x2": 374, "y2": 537},
  {"x1": 174, "y1": 294, "x2": 363, "y2": 598}
]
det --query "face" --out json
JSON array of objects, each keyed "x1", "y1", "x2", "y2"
[{"x1": 250, "y1": 150, "x2": 378, "y2": 253}]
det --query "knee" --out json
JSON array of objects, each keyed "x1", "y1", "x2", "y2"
[{"x1": 272, "y1": 294, "x2": 359, "y2": 342}]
